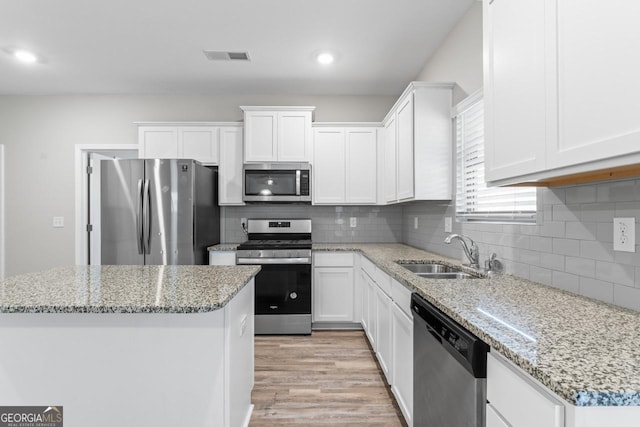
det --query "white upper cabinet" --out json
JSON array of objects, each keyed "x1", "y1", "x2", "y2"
[
  {"x1": 382, "y1": 82, "x2": 453, "y2": 203},
  {"x1": 218, "y1": 126, "x2": 244, "y2": 205},
  {"x1": 242, "y1": 107, "x2": 314, "y2": 163},
  {"x1": 484, "y1": 0, "x2": 640, "y2": 185},
  {"x1": 312, "y1": 126, "x2": 378, "y2": 205},
  {"x1": 138, "y1": 125, "x2": 219, "y2": 165}
]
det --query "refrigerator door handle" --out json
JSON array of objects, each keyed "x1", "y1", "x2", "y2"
[
  {"x1": 143, "y1": 179, "x2": 151, "y2": 254},
  {"x1": 136, "y1": 179, "x2": 144, "y2": 255}
]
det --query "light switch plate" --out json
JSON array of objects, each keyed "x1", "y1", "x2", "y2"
[
  {"x1": 350, "y1": 217, "x2": 357, "y2": 228},
  {"x1": 613, "y1": 217, "x2": 635, "y2": 252},
  {"x1": 53, "y1": 216, "x2": 64, "y2": 228},
  {"x1": 445, "y1": 217, "x2": 452, "y2": 233}
]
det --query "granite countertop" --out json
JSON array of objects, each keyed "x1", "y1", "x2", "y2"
[
  {"x1": 314, "y1": 243, "x2": 640, "y2": 408},
  {"x1": 208, "y1": 243, "x2": 240, "y2": 251},
  {"x1": 0, "y1": 265, "x2": 260, "y2": 314}
]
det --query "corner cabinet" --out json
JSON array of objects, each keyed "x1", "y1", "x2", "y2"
[
  {"x1": 312, "y1": 125, "x2": 379, "y2": 205},
  {"x1": 241, "y1": 107, "x2": 315, "y2": 163},
  {"x1": 483, "y1": 0, "x2": 640, "y2": 185},
  {"x1": 382, "y1": 83, "x2": 453, "y2": 203}
]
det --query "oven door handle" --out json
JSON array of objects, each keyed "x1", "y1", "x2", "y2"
[{"x1": 236, "y1": 257, "x2": 311, "y2": 265}]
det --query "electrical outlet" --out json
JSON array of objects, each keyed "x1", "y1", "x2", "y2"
[
  {"x1": 445, "y1": 217, "x2": 452, "y2": 233},
  {"x1": 350, "y1": 217, "x2": 357, "y2": 228},
  {"x1": 52, "y1": 216, "x2": 64, "y2": 228},
  {"x1": 613, "y1": 217, "x2": 635, "y2": 252},
  {"x1": 414, "y1": 217, "x2": 418, "y2": 229}
]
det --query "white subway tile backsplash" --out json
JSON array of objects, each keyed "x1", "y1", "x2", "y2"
[
  {"x1": 579, "y1": 278, "x2": 614, "y2": 303},
  {"x1": 613, "y1": 284, "x2": 640, "y2": 311},
  {"x1": 580, "y1": 203, "x2": 615, "y2": 222},
  {"x1": 553, "y1": 238, "x2": 580, "y2": 255},
  {"x1": 552, "y1": 271, "x2": 580, "y2": 293},
  {"x1": 565, "y1": 185, "x2": 597, "y2": 204},
  {"x1": 565, "y1": 221, "x2": 597, "y2": 240},
  {"x1": 595, "y1": 261, "x2": 635, "y2": 287},
  {"x1": 580, "y1": 240, "x2": 614, "y2": 262},
  {"x1": 401, "y1": 178, "x2": 640, "y2": 311},
  {"x1": 566, "y1": 256, "x2": 596, "y2": 278}
]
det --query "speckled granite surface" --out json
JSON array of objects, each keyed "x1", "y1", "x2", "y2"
[
  {"x1": 208, "y1": 243, "x2": 240, "y2": 251},
  {"x1": 315, "y1": 243, "x2": 640, "y2": 407},
  {"x1": 0, "y1": 265, "x2": 260, "y2": 314}
]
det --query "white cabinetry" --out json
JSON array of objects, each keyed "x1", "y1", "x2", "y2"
[
  {"x1": 312, "y1": 252, "x2": 361, "y2": 328},
  {"x1": 483, "y1": 0, "x2": 640, "y2": 185},
  {"x1": 138, "y1": 125, "x2": 220, "y2": 164},
  {"x1": 382, "y1": 83, "x2": 453, "y2": 203},
  {"x1": 209, "y1": 250, "x2": 236, "y2": 266},
  {"x1": 487, "y1": 352, "x2": 564, "y2": 427},
  {"x1": 218, "y1": 126, "x2": 244, "y2": 205},
  {"x1": 391, "y1": 278, "x2": 413, "y2": 426},
  {"x1": 358, "y1": 255, "x2": 414, "y2": 426},
  {"x1": 241, "y1": 107, "x2": 314, "y2": 163},
  {"x1": 313, "y1": 126, "x2": 378, "y2": 205}
]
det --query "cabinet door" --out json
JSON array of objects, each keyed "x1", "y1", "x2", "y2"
[
  {"x1": 365, "y1": 273, "x2": 377, "y2": 350},
  {"x1": 548, "y1": 0, "x2": 640, "y2": 169},
  {"x1": 313, "y1": 128, "x2": 346, "y2": 204},
  {"x1": 139, "y1": 126, "x2": 179, "y2": 158},
  {"x1": 244, "y1": 111, "x2": 277, "y2": 162},
  {"x1": 383, "y1": 116, "x2": 397, "y2": 203},
  {"x1": 396, "y1": 95, "x2": 414, "y2": 200},
  {"x1": 392, "y1": 302, "x2": 413, "y2": 426},
  {"x1": 486, "y1": 404, "x2": 510, "y2": 427},
  {"x1": 360, "y1": 269, "x2": 369, "y2": 332},
  {"x1": 346, "y1": 128, "x2": 377, "y2": 204},
  {"x1": 219, "y1": 127, "x2": 244, "y2": 205},
  {"x1": 313, "y1": 267, "x2": 354, "y2": 322},
  {"x1": 483, "y1": 0, "x2": 548, "y2": 182},
  {"x1": 179, "y1": 127, "x2": 219, "y2": 164},
  {"x1": 375, "y1": 285, "x2": 393, "y2": 384},
  {"x1": 278, "y1": 111, "x2": 312, "y2": 162}
]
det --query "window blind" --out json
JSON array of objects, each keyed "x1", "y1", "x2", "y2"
[{"x1": 455, "y1": 96, "x2": 537, "y2": 223}]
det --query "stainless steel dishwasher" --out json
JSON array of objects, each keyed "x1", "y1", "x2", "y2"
[{"x1": 412, "y1": 293, "x2": 489, "y2": 427}]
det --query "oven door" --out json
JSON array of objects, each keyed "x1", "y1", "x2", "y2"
[{"x1": 254, "y1": 263, "x2": 311, "y2": 315}]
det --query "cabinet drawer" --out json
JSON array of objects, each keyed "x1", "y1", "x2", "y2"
[
  {"x1": 361, "y1": 256, "x2": 376, "y2": 278},
  {"x1": 314, "y1": 252, "x2": 354, "y2": 267},
  {"x1": 374, "y1": 269, "x2": 392, "y2": 297},
  {"x1": 487, "y1": 353, "x2": 564, "y2": 427},
  {"x1": 391, "y1": 278, "x2": 412, "y2": 317}
]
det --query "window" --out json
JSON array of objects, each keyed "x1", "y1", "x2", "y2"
[{"x1": 454, "y1": 91, "x2": 537, "y2": 223}]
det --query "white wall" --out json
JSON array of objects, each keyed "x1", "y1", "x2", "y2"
[
  {"x1": 0, "y1": 94, "x2": 395, "y2": 276},
  {"x1": 415, "y1": 1, "x2": 483, "y2": 103}
]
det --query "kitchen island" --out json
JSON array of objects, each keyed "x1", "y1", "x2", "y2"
[{"x1": 0, "y1": 265, "x2": 259, "y2": 427}]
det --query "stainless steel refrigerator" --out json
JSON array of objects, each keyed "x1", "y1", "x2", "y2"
[{"x1": 99, "y1": 159, "x2": 219, "y2": 265}]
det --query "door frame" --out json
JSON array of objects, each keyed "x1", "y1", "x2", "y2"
[{"x1": 74, "y1": 144, "x2": 139, "y2": 265}]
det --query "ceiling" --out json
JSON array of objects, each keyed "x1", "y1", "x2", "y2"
[{"x1": 0, "y1": 0, "x2": 474, "y2": 96}]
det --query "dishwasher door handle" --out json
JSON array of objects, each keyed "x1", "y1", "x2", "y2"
[{"x1": 425, "y1": 324, "x2": 443, "y2": 343}]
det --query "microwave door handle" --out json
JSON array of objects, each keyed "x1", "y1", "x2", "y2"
[{"x1": 296, "y1": 170, "x2": 301, "y2": 196}]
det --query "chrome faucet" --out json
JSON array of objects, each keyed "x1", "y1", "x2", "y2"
[{"x1": 444, "y1": 234, "x2": 480, "y2": 269}]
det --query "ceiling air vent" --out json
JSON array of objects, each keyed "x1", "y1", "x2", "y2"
[{"x1": 203, "y1": 50, "x2": 251, "y2": 61}]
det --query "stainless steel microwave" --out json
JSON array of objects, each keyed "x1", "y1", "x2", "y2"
[{"x1": 243, "y1": 163, "x2": 311, "y2": 203}]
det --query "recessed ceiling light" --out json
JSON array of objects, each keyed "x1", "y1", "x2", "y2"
[
  {"x1": 316, "y1": 52, "x2": 335, "y2": 66},
  {"x1": 13, "y1": 49, "x2": 38, "y2": 64}
]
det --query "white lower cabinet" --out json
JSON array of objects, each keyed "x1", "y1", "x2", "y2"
[
  {"x1": 391, "y1": 280, "x2": 413, "y2": 427},
  {"x1": 358, "y1": 255, "x2": 413, "y2": 426},
  {"x1": 312, "y1": 252, "x2": 360, "y2": 327},
  {"x1": 486, "y1": 403, "x2": 510, "y2": 427},
  {"x1": 375, "y1": 285, "x2": 393, "y2": 383},
  {"x1": 488, "y1": 352, "x2": 564, "y2": 427},
  {"x1": 209, "y1": 251, "x2": 236, "y2": 266}
]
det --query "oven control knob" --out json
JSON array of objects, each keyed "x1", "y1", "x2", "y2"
[{"x1": 289, "y1": 291, "x2": 298, "y2": 300}]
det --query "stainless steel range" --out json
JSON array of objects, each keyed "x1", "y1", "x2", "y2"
[{"x1": 236, "y1": 219, "x2": 312, "y2": 335}]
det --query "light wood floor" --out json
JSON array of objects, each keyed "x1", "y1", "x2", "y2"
[{"x1": 249, "y1": 330, "x2": 406, "y2": 427}]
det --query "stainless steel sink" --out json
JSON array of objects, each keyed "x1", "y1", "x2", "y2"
[
  {"x1": 416, "y1": 272, "x2": 477, "y2": 279},
  {"x1": 397, "y1": 263, "x2": 460, "y2": 274},
  {"x1": 397, "y1": 262, "x2": 483, "y2": 280}
]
